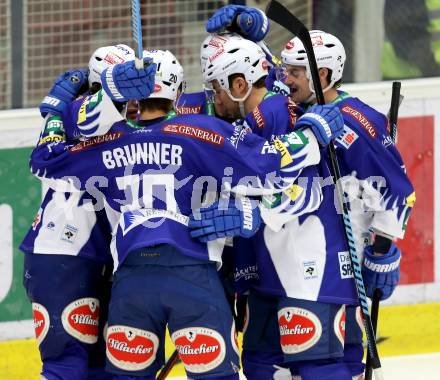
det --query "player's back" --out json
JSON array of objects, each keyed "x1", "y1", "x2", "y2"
[{"x1": 31, "y1": 112, "x2": 283, "y2": 270}]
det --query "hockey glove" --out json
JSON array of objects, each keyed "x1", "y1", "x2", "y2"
[
  {"x1": 101, "y1": 58, "x2": 156, "y2": 102},
  {"x1": 39, "y1": 69, "x2": 88, "y2": 117},
  {"x1": 206, "y1": 5, "x2": 269, "y2": 42},
  {"x1": 295, "y1": 104, "x2": 344, "y2": 146},
  {"x1": 189, "y1": 197, "x2": 261, "y2": 243},
  {"x1": 266, "y1": 67, "x2": 290, "y2": 96},
  {"x1": 362, "y1": 244, "x2": 401, "y2": 301}
]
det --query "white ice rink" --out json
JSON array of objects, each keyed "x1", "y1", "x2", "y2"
[{"x1": 169, "y1": 352, "x2": 440, "y2": 379}]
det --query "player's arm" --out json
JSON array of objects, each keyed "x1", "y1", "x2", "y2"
[
  {"x1": 75, "y1": 58, "x2": 156, "y2": 138},
  {"x1": 29, "y1": 120, "x2": 104, "y2": 193},
  {"x1": 187, "y1": 115, "x2": 340, "y2": 241}
]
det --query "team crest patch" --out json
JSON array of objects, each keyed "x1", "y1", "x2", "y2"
[
  {"x1": 171, "y1": 327, "x2": 226, "y2": 373},
  {"x1": 60, "y1": 224, "x2": 78, "y2": 243},
  {"x1": 334, "y1": 305, "x2": 346, "y2": 346},
  {"x1": 278, "y1": 307, "x2": 322, "y2": 354},
  {"x1": 61, "y1": 298, "x2": 100, "y2": 344},
  {"x1": 32, "y1": 303, "x2": 50, "y2": 346},
  {"x1": 303, "y1": 260, "x2": 318, "y2": 280},
  {"x1": 106, "y1": 325, "x2": 159, "y2": 371}
]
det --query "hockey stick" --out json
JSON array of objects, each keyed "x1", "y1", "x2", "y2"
[
  {"x1": 365, "y1": 81, "x2": 402, "y2": 380},
  {"x1": 265, "y1": 1, "x2": 384, "y2": 379},
  {"x1": 388, "y1": 81, "x2": 402, "y2": 143},
  {"x1": 156, "y1": 349, "x2": 180, "y2": 380},
  {"x1": 131, "y1": 0, "x2": 144, "y2": 69},
  {"x1": 365, "y1": 288, "x2": 382, "y2": 380}
]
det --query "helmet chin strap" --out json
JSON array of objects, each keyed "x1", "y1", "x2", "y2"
[
  {"x1": 307, "y1": 80, "x2": 333, "y2": 104},
  {"x1": 225, "y1": 84, "x2": 253, "y2": 118}
]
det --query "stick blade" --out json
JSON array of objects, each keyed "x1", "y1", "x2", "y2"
[{"x1": 265, "y1": 0, "x2": 306, "y2": 37}]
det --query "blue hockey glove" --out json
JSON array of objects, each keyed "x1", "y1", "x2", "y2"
[
  {"x1": 101, "y1": 58, "x2": 156, "y2": 102},
  {"x1": 296, "y1": 104, "x2": 344, "y2": 146},
  {"x1": 362, "y1": 244, "x2": 401, "y2": 301},
  {"x1": 206, "y1": 5, "x2": 269, "y2": 42},
  {"x1": 189, "y1": 197, "x2": 261, "y2": 243},
  {"x1": 40, "y1": 68, "x2": 88, "y2": 117},
  {"x1": 266, "y1": 67, "x2": 290, "y2": 96}
]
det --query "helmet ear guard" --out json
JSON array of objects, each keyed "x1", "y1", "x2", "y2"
[
  {"x1": 280, "y1": 30, "x2": 346, "y2": 93},
  {"x1": 142, "y1": 49, "x2": 184, "y2": 102}
]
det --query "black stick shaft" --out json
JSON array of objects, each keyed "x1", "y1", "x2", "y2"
[
  {"x1": 366, "y1": 81, "x2": 401, "y2": 380},
  {"x1": 156, "y1": 350, "x2": 179, "y2": 380},
  {"x1": 389, "y1": 82, "x2": 401, "y2": 143},
  {"x1": 365, "y1": 289, "x2": 382, "y2": 380}
]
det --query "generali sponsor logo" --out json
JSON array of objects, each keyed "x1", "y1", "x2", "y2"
[
  {"x1": 278, "y1": 307, "x2": 323, "y2": 354},
  {"x1": 32, "y1": 303, "x2": 50, "y2": 346},
  {"x1": 31, "y1": 208, "x2": 42, "y2": 230},
  {"x1": 176, "y1": 105, "x2": 202, "y2": 115},
  {"x1": 162, "y1": 123, "x2": 224, "y2": 146},
  {"x1": 171, "y1": 327, "x2": 226, "y2": 373},
  {"x1": 287, "y1": 98, "x2": 299, "y2": 128},
  {"x1": 106, "y1": 325, "x2": 159, "y2": 371},
  {"x1": 252, "y1": 106, "x2": 265, "y2": 129},
  {"x1": 70, "y1": 132, "x2": 123, "y2": 153},
  {"x1": 333, "y1": 305, "x2": 346, "y2": 346},
  {"x1": 61, "y1": 298, "x2": 100, "y2": 344},
  {"x1": 341, "y1": 105, "x2": 377, "y2": 138}
]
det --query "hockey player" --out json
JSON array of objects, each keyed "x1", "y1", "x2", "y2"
[
  {"x1": 20, "y1": 44, "x2": 143, "y2": 380},
  {"x1": 28, "y1": 47, "x2": 345, "y2": 379},
  {"x1": 279, "y1": 30, "x2": 415, "y2": 379},
  {"x1": 204, "y1": 6, "x2": 415, "y2": 378},
  {"x1": 187, "y1": 32, "x2": 364, "y2": 380}
]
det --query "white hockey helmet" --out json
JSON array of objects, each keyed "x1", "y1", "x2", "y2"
[
  {"x1": 281, "y1": 30, "x2": 346, "y2": 91},
  {"x1": 203, "y1": 33, "x2": 269, "y2": 94},
  {"x1": 200, "y1": 33, "x2": 246, "y2": 73},
  {"x1": 88, "y1": 44, "x2": 135, "y2": 87},
  {"x1": 142, "y1": 49, "x2": 184, "y2": 101}
]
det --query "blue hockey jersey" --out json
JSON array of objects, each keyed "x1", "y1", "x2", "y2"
[
  {"x1": 20, "y1": 97, "x2": 113, "y2": 263},
  {"x1": 332, "y1": 92, "x2": 415, "y2": 247},
  {"x1": 29, "y1": 102, "x2": 321, "y2": 271},
  {"x1": 244, "y1": 93, "x2": 359, "y2": 304},
  {"x1": 176, "y1": 92, "x2": 214, "y2": 116}
]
